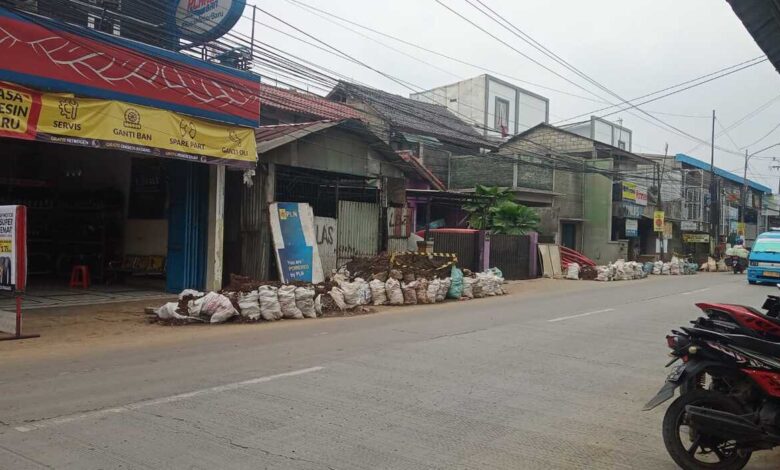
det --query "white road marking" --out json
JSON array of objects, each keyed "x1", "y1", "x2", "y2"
[
  {"x1": 681, "y1": 288, "x2": 711, "y2": 296},
  {"x1": 548, "y1": 308, "x2": 615, "y2": 323},
  {"x1": 13, "y1": 366, "x2": 324, "y2": 433}
]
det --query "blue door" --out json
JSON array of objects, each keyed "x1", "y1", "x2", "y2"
[{"x1": 166, "y1": 160, "x2": 209, "y2": 293}]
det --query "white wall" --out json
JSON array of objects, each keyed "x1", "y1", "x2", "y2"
[
  {"x1": 410, "y1": 75, "x2": 485, "y2": 132},
  {"x1": 565, "y1": 123, "x2": 591, "y2": 139},
  {"x1": 487, "y1": 78, "x2": 517, "y2": 139},
  {"x1": 518, "y1": 93, "x2": 548, "y2": 132}
]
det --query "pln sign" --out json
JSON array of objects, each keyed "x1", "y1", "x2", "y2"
[
  {"x1": 270, "y1": 203, "x2": 324, "y2": 284},
  {"x1": 175, "y1": 0, "x2": 247, "y2": 44}
]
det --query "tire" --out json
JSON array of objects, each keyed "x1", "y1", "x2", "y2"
[{"x1": 662, "y1": 390, "x2": 752, "y2": 470}]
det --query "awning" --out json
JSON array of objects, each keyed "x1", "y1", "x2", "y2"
[{"x1": 0, "y1": 82, "x2": 257, "y2": 169}]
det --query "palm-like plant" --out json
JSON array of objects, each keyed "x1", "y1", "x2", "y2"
[{"x1": 463, "y1": 185, "x2": 539, "y2": 234}]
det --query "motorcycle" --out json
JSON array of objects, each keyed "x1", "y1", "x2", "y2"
[
  {"x1": 644, "y1": 294, "x2": 780, "y2": 469},
  {"x1": 727, "y1": 255, "x2": 748, "y2": 275}
]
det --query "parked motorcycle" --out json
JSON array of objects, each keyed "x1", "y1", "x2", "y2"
[{"x1": 645, "y1": 293, "x2": 780, "y2": 469}]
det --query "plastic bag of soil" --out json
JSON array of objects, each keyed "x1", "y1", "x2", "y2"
[
  {"x1": 415, "y1": 278, "x2": 430, "y2": 304},
  {"x1": 653, "y1": 261, "x2": 663, "y2": 275},
  {"x1": 369, "y1": 279, "x2": 387, "y2": 306},
  {"x1": 436, "y1": 278, "x2": 451, "y2": 302},
  {"x1": 448, "y1": 266, "x2": 464, "y2": 299},
  {"x1": 278, "y1": 285, "x2": 303, "y2": 319},
  {"x1": 154, "y1": 302, "x2": 185, "y2": 320},
  {"x1": 402, "y1": 281, "x2": 419, "y2": 305},
  {"x1": 340, "y1": 281, "x2": 361, "y2": 308},
  {"x1": 595, "y1": 266, "x2": 611, "y2": 281},
  {"x1": 295, "y1": 286, "x2": 317, "y2": 319},
  {"x1": 427, "y1": 278, "x2": 441, "y2": 303},
  {"x1": 330, "y1": 287, "x2": 347, "y2": 311},
  {"x1": 258, "y1": 286, "x2": 282, "y2": 321},
  {"x1": 462, "y1": 277, "x2": 475, "y2": 299},
  {"x1": 566, "y1": 263, "x2": 580, "y2": 280},
  {"x1": 200, "y1": 292, "x2": 238, "y2": 324},
  {"x1": 386, "y1": 278, "x2": 404, "y2": 305},
  {"x1": 355, "y1": 278, "x2": 372, "y2": 306},
  {"x1": 402, "y1": 272, "x2": 416, "y2": 283},
  {"x1": 389, "y1": 269, "x2": 404, "y2": 280},
  {"x1": 238, "y1": 290, "x2": 261, "y2": 320}
]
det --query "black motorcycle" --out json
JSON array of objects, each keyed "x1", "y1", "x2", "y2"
[
  {"x1": 727, "y1": 256, "x2": 748, "y2": 275},
  {"x1": 645, "y1": 295, "x2": 780, "y2": 469}
]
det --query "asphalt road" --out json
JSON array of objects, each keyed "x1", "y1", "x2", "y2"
[{"x1": 2, "y1": 274, "x2": 780, "y2": 469}]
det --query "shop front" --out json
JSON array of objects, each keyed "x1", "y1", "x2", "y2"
[
  {"x1": 0, "y1": 82, "x2": 257, "y2": 292},
  {"x1": 612, "y1": 182, "x2": 648, "y2": 261}
]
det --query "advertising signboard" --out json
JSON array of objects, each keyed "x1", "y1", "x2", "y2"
[
  {"x1": 0, "y1": 205, "x2": 25, "y2": 293},
  {"x1": 635, "y1": 187, "x2": 648, "y2": 206},
  {"x1": 683, "y1": 233, "x2": 710, "y2": 243},
  {"x1": 625, "y1": 219, "x2": 638, "y2": 238},
  {"x1": 270, "y1": 203, "x2": 324, "y2": 284},
  {"x1": 654, "y1": 211, "x2": 665, "y2": 232},
  {"x1": 0, "y1": 82, "x2": 257, "y2": 168},
  {"x1": 175, "y1": 0, "x2": 247, "y2": 44}
]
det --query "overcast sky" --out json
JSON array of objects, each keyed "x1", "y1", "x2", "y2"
[{"x1": 241, "y1": 0, "x2": 780, "y2": 191}]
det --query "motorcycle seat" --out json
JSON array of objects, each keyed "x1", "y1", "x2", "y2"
[{"x1": 721, "y1": 333, "x2": 780, "y2": 358}]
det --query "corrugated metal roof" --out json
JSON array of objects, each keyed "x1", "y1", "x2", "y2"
[
  {"x1": 676, "y1": 153, "x2": 772, "y2": 194},
  {"x1": 329, "y1": 82, "x2": 495, "y2": 149},
  {"x1": 254, "y1": 120, "x2": 341, "y2": 154},
  {"x1": 258, "y1": 84, "x2": 364, "y2": 120}
]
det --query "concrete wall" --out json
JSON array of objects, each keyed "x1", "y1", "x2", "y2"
[
  {"x1": 487, "y1": 78, "x2": 517, "y2": 139},
  {"x1": 501, "y1": 125, "x2": 594, "y2": 156},
  {"x1": 517, "y1": 89, "x2": 549, "y2": 132},
  {"x1": 583, "y1": 159, "x2": 627, "y2": 262},
  {"x1": 410, "y1": 76, "x2": 485, "y2": 133}
]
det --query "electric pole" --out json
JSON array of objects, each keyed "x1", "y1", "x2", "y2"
[
  {"x1": 709, "y1": 110, "x2": 718, "y2": 253},
  {"x1": 742, "y1": 148, "x2": 748, "y2": 225}
]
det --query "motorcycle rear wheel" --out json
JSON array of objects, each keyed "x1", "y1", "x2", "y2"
[{"x1": 662, "y1": 390, "x2": 752, "y2": 470}]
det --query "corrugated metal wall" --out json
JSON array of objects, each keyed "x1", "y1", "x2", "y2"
[
  {"x1": 489, "y1": 234, "x2": 531, "y2": 280},
  {"x1": 337, "y1": 201, "x2": 379, "y2": 267},
  {"x1": 240, "y1": 170, "x2": 272, "y2": 279},
  {"x1": 431, "y1": 232, "x2": 478, "y2": 271}
]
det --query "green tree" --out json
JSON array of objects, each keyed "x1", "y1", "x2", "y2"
[{"x1": 463, "y1": 185, "x2": 539, "y2": 234}]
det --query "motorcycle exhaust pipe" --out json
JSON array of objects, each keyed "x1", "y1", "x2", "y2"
[{"x1": 686, "y1": 406, "x2": 770, "y2": 442}]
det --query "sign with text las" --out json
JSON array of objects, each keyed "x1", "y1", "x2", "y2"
[
  {"x1": 270, "y1": 203, "x2": 324, "y2": 284},
  {"x1": 0, "y1": 8, "x2": 260, "y2": 126},
  {"x1": 0, "y1": 206, "x2": 26, "y2": 293},
  {"x1": 0, "y1": 82, "x2": 257, "y2": 169}
]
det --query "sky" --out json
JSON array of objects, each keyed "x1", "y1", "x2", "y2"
[{"x1": 235, "y1": 0, "x2": 780, "y2": 192}]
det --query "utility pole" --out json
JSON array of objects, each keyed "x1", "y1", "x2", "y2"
[
  {"x1": 658, "y1": 143, "x2": 668, "y2": 260},
  {"x1": 709, "y1": 110, "x2": 718, "y2": 254},
  {"x1": 742, "y1": 148, "x2": 749, "y2": 225}
]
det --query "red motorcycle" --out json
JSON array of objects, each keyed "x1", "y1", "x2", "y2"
[{"x1": 645, "y1": 295, "x2": 780, "y2": 469}]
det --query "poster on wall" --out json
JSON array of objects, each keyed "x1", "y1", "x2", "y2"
[
  {"x1": 625, "y1": 219, "x2": 639, "y2": 238},
  {"x1": 270, "y1": 203, "x2": 324, "y2": 284},
  {"x1": 0, "y1": 206, "x2": 26, "y2": 293}
]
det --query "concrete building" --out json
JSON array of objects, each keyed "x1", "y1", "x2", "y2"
[
  {"x1": 409, "y1": 75, "x2": 550, "y2": 141},
  {"x1": 562, "y1": 116, "x2": 633, "y2": 152}
]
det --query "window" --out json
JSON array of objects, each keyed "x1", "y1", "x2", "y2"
[
  {"x1": 617, "y1": 140, "x2": 626, "y2": 150},
  {"x1": 494, "y1": 97, "x2": 510, "y2": 137}
]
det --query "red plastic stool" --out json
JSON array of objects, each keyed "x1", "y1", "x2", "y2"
[{"x1": 69, "y1": 265, "x2": 90, "y2": 289}]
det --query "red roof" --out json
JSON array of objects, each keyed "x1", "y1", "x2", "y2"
[{"x1": 258, "y1": 84, "x2": 364, "y2": 121}]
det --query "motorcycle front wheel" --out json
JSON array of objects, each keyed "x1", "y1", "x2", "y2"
[{"x1": 662, "y1": 390, "x2": 752, "y2": 470}]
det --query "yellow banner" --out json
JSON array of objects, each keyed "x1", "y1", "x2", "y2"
[
  {"x1": 653, "y1": 211, "x2": 665, "y2": 232},
  {"x1": 1, "y1": 82, "x2": 256, "y2": 168},
  {"x1": 621, "y1": 181, "x2": 636, "y2": 201}
]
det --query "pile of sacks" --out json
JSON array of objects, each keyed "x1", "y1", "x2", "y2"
[
  {"x1": 153, "y1": 285, "x2": 319, "y2": 324},
  {"x1": 699, "y1": 256, "x2": 730, "y2": 272},
  {"x1": 647, "y1": 256, "x2": 698, "y2": 276},
  {"x1": 326, "y1": 266, "x2": 506, "y2": 311},
  {"x1": 593, "y1": 260, "x2": 648, "y2": 282}
]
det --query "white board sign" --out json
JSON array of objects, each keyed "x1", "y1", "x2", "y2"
[{"x1": 314, "y1": 216, "x2": 337, "y2": 276}]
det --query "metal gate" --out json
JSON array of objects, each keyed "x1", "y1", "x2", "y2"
[
  {"x1": 337, "y1": 201, "x2": 379, "y2": 267},
  {"x1": 489, "y1": 234, "x2": 531, "y2": 280},
  {"x1": 431, "y1": 231, "x2": 478, "y2": 271}
]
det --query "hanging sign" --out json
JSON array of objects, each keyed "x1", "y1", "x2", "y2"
[
  {"x1": 175, "y1": 0, "x2": 247, "y2": 44},
  {"x1": 654, "y1": 211, "x2": 665, "y2": 232},
  {"x1": 681, "y1": 220, "x2": 698, "y2": 232},
  {"x1": 0, "y1": 82, "x2": 257, "y2": 168},
  {"x1": 0, "y1": 205, "x2": 26, "y2": 293},
  {"x1": 683, "y1": 233, "x2": 710, "y2": 244},
  {"x1": 625, "y1": 219, "x2": 638, "y2": 237},
  {"x1": 270, "y1": 203, "x2": 324, "y2": 284},
  {"x1": 664, "y1": 221, "x2": 674, "y2": 240},
  {"x1": 621, "y1": 182, "x2": 637, "y2": 201},
  {"x1": 635, "y1": 187, "x2": 648, "y2": 206},
  {"x1": 737, "y1": 222, "x2": 746, "y2": 237}
]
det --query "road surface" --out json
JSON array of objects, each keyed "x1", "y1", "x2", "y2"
[{"x1": 1, "y1": 274, "x2": 778, "y2": 469}]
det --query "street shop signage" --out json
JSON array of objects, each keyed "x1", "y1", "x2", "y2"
[
  {"x1": 615, "y1": 182, "x2": 648, "y2": 206},
  {"x1": 0, "y1": 82, "x2": 257, "y2": 168},
  {"x1": 0, "y1": 206, "x2": 26, "y2": 293},
  {"x1": 270, "y1": 203, "x2": 325, "y2": 284},
  {"x1": 176, "y1": 0, "x2": 246, "y2": 44},
  {"x1": 613, "y1": 201, "x2": 645, "y2": 219},
  {"x1": 683, "y1": 233, "x2": 710, "y2": 244},
  {"x1": 681, "y1": 220, "x2": 699, "y2": 232},
  {"x1": 0, "y1": 7, "x2": 260, "y2": 127},
  {"x1": 625, "y1": 218, "x2": 639, "y2": 238},
  {"x1": 654, "y1": 211, "x2": 665, "y2": 232}
]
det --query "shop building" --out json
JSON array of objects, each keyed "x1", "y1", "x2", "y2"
[{"x1": 0, "y1": 5, "x2": 259, "y2": 293}]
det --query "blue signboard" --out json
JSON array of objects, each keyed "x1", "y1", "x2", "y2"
[
  {"x1": 174, "y1": 0, "x2": 247, "y2": 45},
  {"x1": 270, "y1": 202, "x2": 323, "y2": 283}
]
